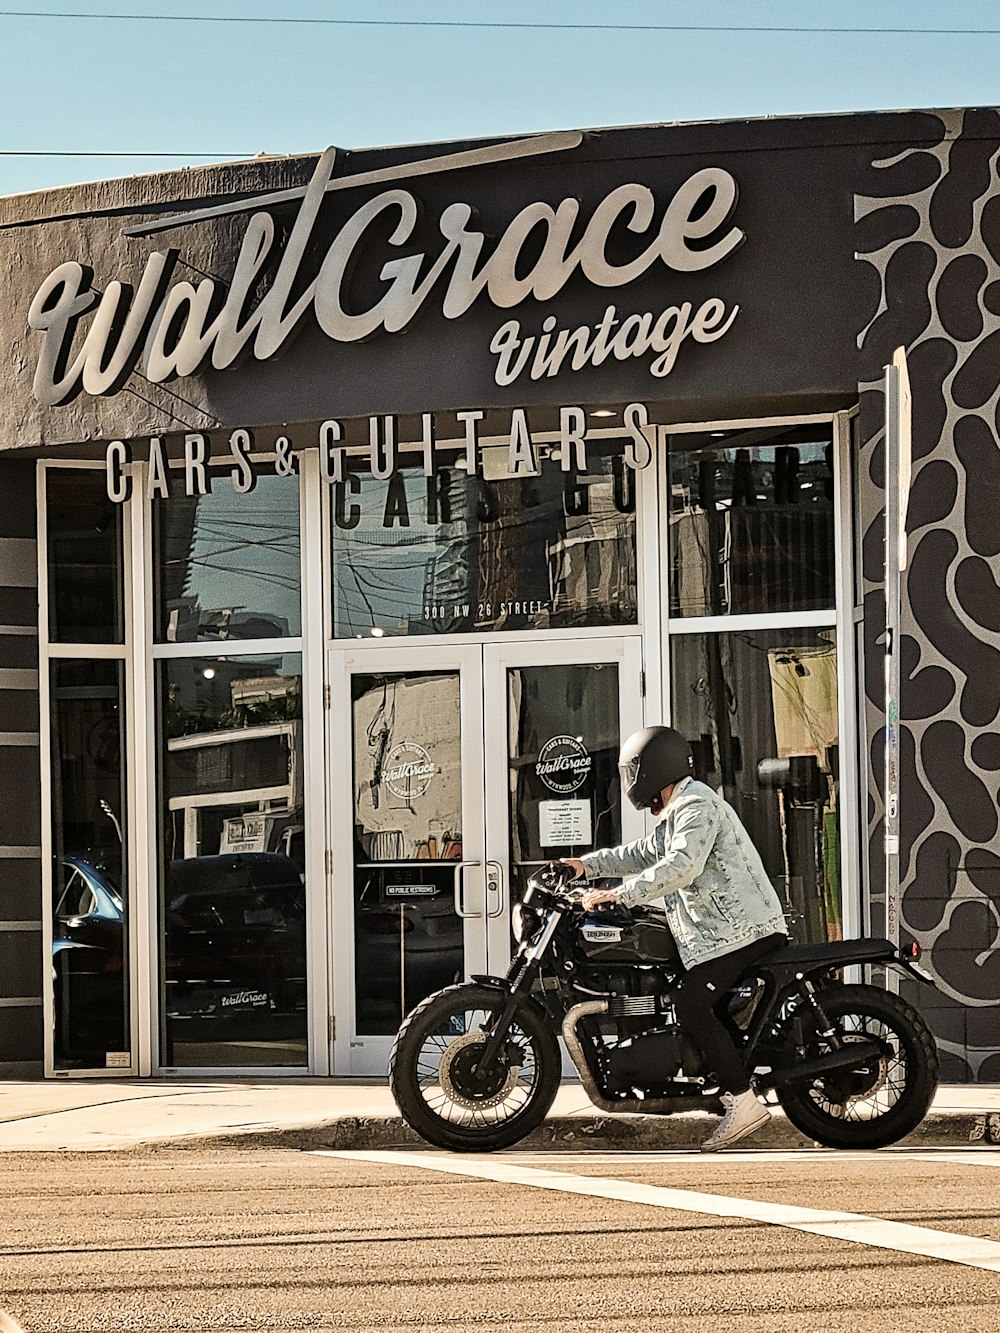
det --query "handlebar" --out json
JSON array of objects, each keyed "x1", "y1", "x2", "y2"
[
  {"x1": 526, "y1": 861, "x2": 621, "y2": 915},
  {"x1": 532, "y1": 860, "x2": 580, "y2": 892}
]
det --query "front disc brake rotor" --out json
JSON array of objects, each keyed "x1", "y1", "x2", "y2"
[{"x1": 438, "y1": 1031, "x2": 523, "y2": 1109}]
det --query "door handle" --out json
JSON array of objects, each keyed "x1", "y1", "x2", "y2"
[
  {"x1": 485, "y1": 860, "x2": 505, "y2": 918},
  {"x1": 452, "y1": 860, "x2": 483, "y2": 919}
]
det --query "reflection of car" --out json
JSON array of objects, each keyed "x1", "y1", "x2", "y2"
[
  {"x1": 354, "y1": 865, "x2": 464, "y2": 1033},
  {"x1": 53, "y1": 853, "x2": 308, "y2": 1049},
  {"x1": 53, "y1": 855, "x2": 128, "y2": 1059},
  {"x1": 164, "y1": 853, "x2": 306, "y2": 1024}
]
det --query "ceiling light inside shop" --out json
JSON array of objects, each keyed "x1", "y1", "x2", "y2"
[
  {"x1": 202, "y1": 667, "x2": 216, "y2": 680},
  {"x1": 590, "y1": 409, "x2": 615, "y2": 418}
]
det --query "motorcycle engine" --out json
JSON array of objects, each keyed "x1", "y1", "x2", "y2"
[
  {"x1": 576, "y1": 970, "x2": 704, "y2": 1093},
  {"x1": 602, "y1": 1026, "x2": 687, "y2": 1092}
]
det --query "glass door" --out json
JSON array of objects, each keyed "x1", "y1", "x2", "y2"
[
  {"x1": 328, "y1": 637, "x2": 645, "y2": 1075},
  {"x1": 482, "y1": 638, "x2": 647, "y2": 968},
  {"x1": 329, "y1": 645, "x2": 486, "y2": 1075}
]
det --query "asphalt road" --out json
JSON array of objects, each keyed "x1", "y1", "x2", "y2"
[{"x1": 1, "y1": 1146, "x2": 999, "y2": 1332}]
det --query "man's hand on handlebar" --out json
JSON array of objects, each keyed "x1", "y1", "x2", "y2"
[
  {"x1": 579, "y1": 887, "x2": 622, "y2": 912},
  {"x1": 557, "y1": 860, "x2": 623, "y2": 912}
]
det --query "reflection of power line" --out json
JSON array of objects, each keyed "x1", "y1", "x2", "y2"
[
  {"x1": 173, "y1": 557, "x2": 300, "y2": 593},
  {"x1": 187, "y1": 516, "x2": 299, "y2": 530},
  {"x1": 346, "y1": 557, "x2": 379, "y2": 627},
  {"x1": 172, "y1": 532, "x2": 300, "y2": 557}
]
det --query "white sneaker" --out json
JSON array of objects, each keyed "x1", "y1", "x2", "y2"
[{"x1": 701, "y1": 1089, "x2": 771, "y2": 1152}]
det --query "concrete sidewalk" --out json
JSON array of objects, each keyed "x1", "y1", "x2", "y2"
[{"x1": 0, "y1": 1079, "x2": 997, "y2": 1152}]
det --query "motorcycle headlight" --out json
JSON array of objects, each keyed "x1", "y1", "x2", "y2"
[{"x1": 512, "y1": 901, "x2": 541, "y2": 944}]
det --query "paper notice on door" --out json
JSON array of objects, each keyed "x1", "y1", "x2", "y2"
[{"x1": 539, "y1": 799, "x2": 592, "y2": 847}]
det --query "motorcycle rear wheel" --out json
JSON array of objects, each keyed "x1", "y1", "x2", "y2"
[
  {"x1": 389, "y1": 982, "x2": 561, "y2": 1152},
  {"x1": 776, "y1": 983, "x2": 939, "y2": 1149}
]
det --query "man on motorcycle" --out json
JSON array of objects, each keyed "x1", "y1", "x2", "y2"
[{"x1": 563, "y1": 725, "x2": 788, "y2": 1151}]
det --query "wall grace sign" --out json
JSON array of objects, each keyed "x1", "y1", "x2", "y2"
[{"x1": 27, "y1": 138, "x2": 745, "y2": 408}]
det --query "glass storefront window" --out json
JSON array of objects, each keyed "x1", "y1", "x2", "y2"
[
  {"x1": 46, "y1": 469, "x2": 124, "y2": 643},
  {"x1": 351, "y1": 671, "x2": 465, "y2": 1035},
  {"x1": 154, "y1": 471, "x2": 301, "y2": 643},
  {"x1": 49, "y1": 659, "x2": 129, "y2": 1069},
  {"x1": 505, "y1": 663, "x2": 622, "y2": 906},
  {"x1": 157, "y1": 653, "x2": 306, "y2": 1067},
  {"x1": 332, "y1": 441, "x2": 638, "y2": 637},
  {"x1": 667, "y1": 424, "x2": 835, "y2": 617},
  {"x1": 670, "y1": 628, "x2": 841, "y2": 943}
]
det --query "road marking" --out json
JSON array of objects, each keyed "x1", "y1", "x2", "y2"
[
  {"x1": 505, "y1": 1148, "x2": 1000, "y2": 1168},
  {"x1": 317, "y1": 1150, "x2": 1000, "y2": 1273}
]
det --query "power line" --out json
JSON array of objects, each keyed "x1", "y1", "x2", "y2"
[
  {"x1": 1, "y1": 151, "x2": 249, "y2": 157},
  {"x1": 1, "y1": 9, "x2": 1000, "y2": 34}
]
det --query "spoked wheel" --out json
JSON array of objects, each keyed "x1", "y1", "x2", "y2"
[
  {"x1": 777, "y1": 984, "x2": 939, "y2": 1149},
  {"x1": 389, "y1": 983, "x2": 561, "y2": 1152}
]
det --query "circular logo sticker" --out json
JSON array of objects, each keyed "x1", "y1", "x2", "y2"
[
  {"x1": 536, "y1": 735, "x2": 592, "y2": 794},
  {"x1": 383, "y1": 742, "x2": 437, "y2": 800}
]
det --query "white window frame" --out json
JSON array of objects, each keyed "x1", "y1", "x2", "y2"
[
  {"x1": 37, "y1": 459, "x2": 137, "y2": 1078},
  {"x1": 145, "y1": 451, "x2": 327, "y2": 1077},
  {"x1": 655, "y1": 411, "x2": 862, "y2": 943}
]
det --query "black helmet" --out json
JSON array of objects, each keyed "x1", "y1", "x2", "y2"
[{"x1": 618, "y1": 726, "x2": 694, "y2": 811}]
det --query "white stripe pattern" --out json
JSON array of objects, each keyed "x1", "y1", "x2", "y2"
[{"x1": 319, "y1": 1150, "x2": 1000, "y2": 1274}]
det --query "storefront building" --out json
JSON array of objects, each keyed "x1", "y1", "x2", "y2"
[{"x1": 0, "y1": 107, "x2": 997, "y2": 1082}]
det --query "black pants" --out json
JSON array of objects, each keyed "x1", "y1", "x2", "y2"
[{"x1": 673, "y1": 934, "x2": 787, "y2": 1095}]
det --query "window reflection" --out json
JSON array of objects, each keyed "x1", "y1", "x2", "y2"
[
  {"x1": 506, "y1": 664, "x2": 622, "y2": 907},
  {"x1": 50, "y1": 659, "x2": 129, "y2": 1069},
  {"x1": 157, "y1": 653, "x2": 306, "y2": 1067},
  {"x1": 332, "y1": 442, "x2": 637, "y2": 637},
  {"x1": 670, "y1": 629, "x2": 841, "y2": 943},
  {"x1": 668, "y1": 425, "x2": 835, "y2": 617},
  {"x1": 351, "y1": 672, "x2": 465, "y2": 1035},
  {"x1": 154, "y1": 472, "x2": 301, "y2": 642},
  {"x1": 46, "y1": 470, "x2": 124, "y2": 644}
]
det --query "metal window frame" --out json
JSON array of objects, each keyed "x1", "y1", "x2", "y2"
[
  {"x1": 35, "y1": 407, "x2": 863, "y2": 1081},
  {"x1": 37, "y1": 459, "x2": 136, "y2": 1079},
  {"x1": 655, "y1": 410, "x2": 862, "y2": 945},
  {"x1": 147, "y1": 461, "x2": 320, "y2": 1078}
]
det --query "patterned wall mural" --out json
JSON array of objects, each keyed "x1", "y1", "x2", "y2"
[{"x1": 856, "y1": 108, "x2": 1000, "y2": 1081}]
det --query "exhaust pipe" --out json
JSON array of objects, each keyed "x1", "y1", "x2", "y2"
[
  {"x1": 761, "y1": 1039, "x2": 885, "y2": 1090},
  {"x1": 561, "y1": 1000, "x2": 718, "y2": 1116}
]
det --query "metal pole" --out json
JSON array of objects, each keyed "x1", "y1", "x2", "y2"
[{"x1": 883, "y1": 347, "x2": 911, "y2": 969}]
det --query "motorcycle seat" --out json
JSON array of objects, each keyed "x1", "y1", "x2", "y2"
[
  {"x1": 742, "y1": 937, "x2": 897, "y2": 986},
  {"x1": 776, "y1": 939, "x2": 895, "y2": 966}
]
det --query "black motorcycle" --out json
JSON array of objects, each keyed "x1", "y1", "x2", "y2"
[{"x1": 389, "y1": 862, "x2": 940, "y2": 1152}]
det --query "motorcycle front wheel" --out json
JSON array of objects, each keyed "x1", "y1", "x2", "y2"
[
  {"x1": 776, "y1": 983, "x2": 939, "y2": 1149},
  {"x1": 389, "y1": 982, "x2": 562, "y2": 1152}
]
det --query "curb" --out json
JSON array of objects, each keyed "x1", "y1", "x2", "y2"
[{"x1": 182, "y1": 1109, "x2": 1000, "y2": 1154}]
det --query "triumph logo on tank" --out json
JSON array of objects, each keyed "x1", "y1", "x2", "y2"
[
  {"x1": 26, "y1": 135, "x2": 744, "y2": 407},
  {"x1": 383, "y1": 742, "x2": 436, "y2": 800},
  {"x1": 536, "y1": 736, "x2": 592, "y2": 794}
]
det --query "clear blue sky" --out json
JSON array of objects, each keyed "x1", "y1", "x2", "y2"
[{"x1": 3, "y1": 0, "x2": 1000, "y2": 198}]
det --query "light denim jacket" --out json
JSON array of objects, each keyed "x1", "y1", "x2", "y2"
[{"x1": 580, "y1": 778, "x2": 787, "y2": 969}]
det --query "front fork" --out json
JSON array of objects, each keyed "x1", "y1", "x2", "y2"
[{"x1": 471, "y1": 909, "x2": 563, "y2": 1079}]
